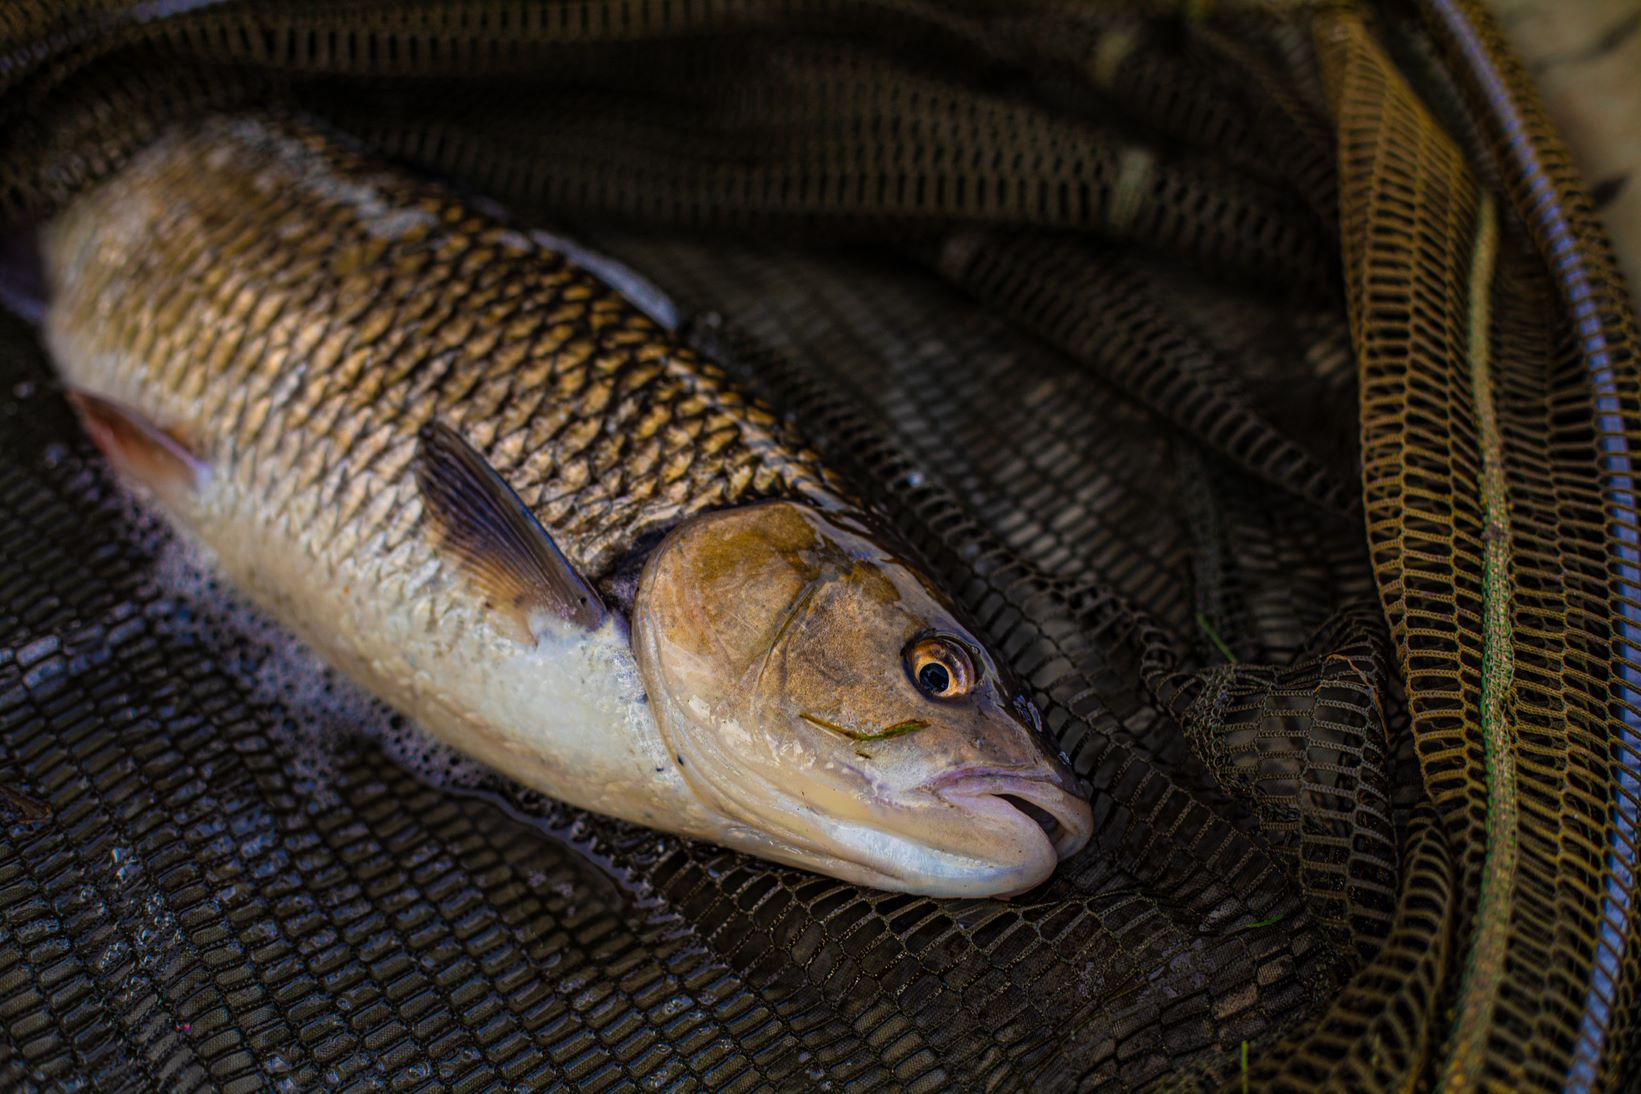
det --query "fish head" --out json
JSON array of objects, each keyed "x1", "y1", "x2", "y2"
[{"x1": 634, "y1": 500, "x2": 1092, "y2": 898}]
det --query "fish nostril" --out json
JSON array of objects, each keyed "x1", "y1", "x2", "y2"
[{"x1": 997, "y1": 793, "x2": 1062, "y2": 843}]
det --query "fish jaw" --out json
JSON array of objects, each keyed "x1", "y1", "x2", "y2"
[
  {"x1": 713, "y1": 815, "x2": 1058, "y2": 899},
  {"x1": 672, "y1": 756, "x2": 1091, "y2": 898},
  {"x1": 922, "y1": 768, "x2": 1094, "y2": 872},
  {"x1": 715, "y1": 756, "x2": 1094, "y2": 898}
]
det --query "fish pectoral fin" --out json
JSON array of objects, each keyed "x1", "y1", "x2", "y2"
[
  {"x1": 414, "y1": 421, "x2": 607, "y2": 639},
  {"x1": 68, "y1": 389, "x2": 208, "y2": 505}
]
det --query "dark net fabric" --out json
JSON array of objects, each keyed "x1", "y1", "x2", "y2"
[{"x1": 0, "y1": 1, "x2": 1637, "y2": 1090}]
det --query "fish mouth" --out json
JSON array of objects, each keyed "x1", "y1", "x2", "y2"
[
  {"x1": 713, "y1": 767, "x2": 1093, "y2": 899},
  {"x1": 924, "y1": 767, "x2": 1094, "y2": 862}
]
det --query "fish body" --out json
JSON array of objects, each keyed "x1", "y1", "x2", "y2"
[{"x1": 40, "y1": 114, "x2": 1091, "y2": 896}]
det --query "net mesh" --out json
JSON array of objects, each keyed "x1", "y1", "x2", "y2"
[{"x1": 0, "y1": 0, "x2": 1637, "y2": 1089}]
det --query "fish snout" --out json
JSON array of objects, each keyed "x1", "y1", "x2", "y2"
[{"x1": 925, "y1": 768, "x2": 1094, "y2": 864}]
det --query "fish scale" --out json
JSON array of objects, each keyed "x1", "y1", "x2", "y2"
[{"x1": 46, "y1": 112, "x2": 836, "y2": 589}]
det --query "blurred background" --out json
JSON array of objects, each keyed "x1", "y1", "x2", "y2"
[{"x1": 1498, "y1": 0, "x2": 1640, "y2": 292}]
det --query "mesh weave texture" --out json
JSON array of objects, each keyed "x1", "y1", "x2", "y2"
[{"x1": 1, "y1": 1, "x2": 1638, "y2": 1090}]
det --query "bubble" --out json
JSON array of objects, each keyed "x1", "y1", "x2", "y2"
[
  {"x1": 140, "y1": 529, "x2": 492, "y2": 807},
  {"x1": 101, "y1": 510, "x2": 651, "y2": 912}
]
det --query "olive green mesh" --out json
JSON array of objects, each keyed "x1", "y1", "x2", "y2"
[{"x1": 0, "y1": 1, "x2": 1637, "y2": 1090}]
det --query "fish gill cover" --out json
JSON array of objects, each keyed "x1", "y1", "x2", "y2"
[{"x1": 0, "y1": 1, "x2": 1637, "y2": 1090}]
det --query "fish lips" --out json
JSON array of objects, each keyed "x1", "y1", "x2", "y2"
[
  {"x1": 921, "y1": 767, "x2": 1094, "y2": 886},
  {"x1": 707, "y1": 765, "x2": 1093, "y2": 900}
]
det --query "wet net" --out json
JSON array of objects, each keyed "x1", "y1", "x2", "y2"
[{"x1": 1, "y1": 1, "x2": 1638, "y2": 1089}]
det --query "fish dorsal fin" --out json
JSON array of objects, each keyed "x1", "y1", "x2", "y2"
[
  {"x1": 414, "y1": 421, "x2": 607, "y2": 639},
  {"x1": 68, "y1": 389, "x2": 208, "y2": 507}
]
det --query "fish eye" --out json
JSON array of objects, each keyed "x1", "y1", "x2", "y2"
[{"x1": 905, "y1": 635, "x2": 976, "y2": 700}]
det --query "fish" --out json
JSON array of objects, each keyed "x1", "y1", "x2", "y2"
[{"x1": 33, "y1": 113, "x2": 1093, "y2": 898}]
